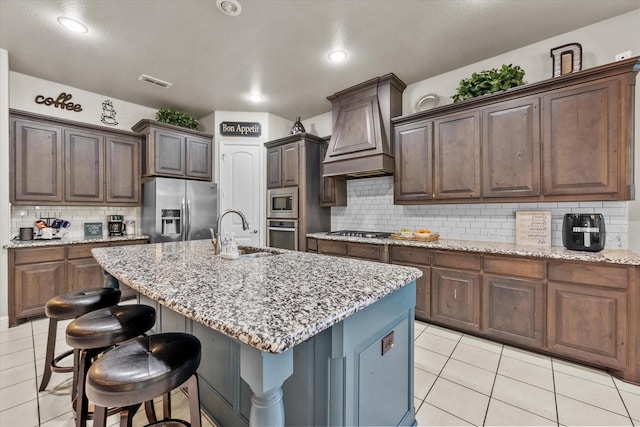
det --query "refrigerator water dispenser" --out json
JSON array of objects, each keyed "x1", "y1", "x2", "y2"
[{"x1": 161, "y1": 209, "x2": 182, "y2": 235}]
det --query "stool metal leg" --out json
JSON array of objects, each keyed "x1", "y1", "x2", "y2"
[
  {"x1": 38, "y1": 318, "x2": 58, "y2": 391},
  {"x1": 92, "y1": 405, "x2": 108, "y2": 427},
  {"x1": 186, "y1": 374, "x2": 201, "y2": 427}
]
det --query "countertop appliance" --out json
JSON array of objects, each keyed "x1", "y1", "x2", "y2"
[
  {"x1": 142, "y1": 177, "x2": 218, "y2": 243},
  {"x1": 329, "y1": 230, "x2": 392, "y2": 239},
  {"x1": 562, "y1": 213, "x2": 606, "y2": 252},
  {"x1": 107, "y1": 215, "x2": 125, "y2": 236}
]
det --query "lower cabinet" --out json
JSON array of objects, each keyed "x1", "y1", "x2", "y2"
[
  {"x1": 317, "y1": 239, "x2": 388, "y2": 262},
  {"x1": 390, "y1": 246, "x2": 431, "y2": 320},
  {"x1": 432, "y1": 268, "x2": 481, "y2": 332},
  {"x1": 8, "y1": 239, "x2": 147, "y2": 326}
]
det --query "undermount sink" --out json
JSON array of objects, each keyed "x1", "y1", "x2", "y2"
[{"x1": 236, "y1": 247, "x2": 282, "y2": 258}]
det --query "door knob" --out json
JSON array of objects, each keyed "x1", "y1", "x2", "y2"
[{"x1": 252, "y1": 230, "x2": 258, "y2": 234}]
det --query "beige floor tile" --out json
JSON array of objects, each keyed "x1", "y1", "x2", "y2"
[
  {"x1": 414, "y1": 347, "x2": 449, "y2": 375},
  {"x1": 552, "y1": 358, "x2": 615, "y2": 387},
  {"x1": 554, "y1": 370, "x2": 627, "y2": 416},
  {"x1": 40, "y1": 411, "x2": 75, "y2": 427},
  {"x1": 415, "y1": 331, "x2": 458, "y2": 356},
  {"x1": 498, "y1": 356, "x2": 554, "y2": 391},
  {"x1": 31, "y1": 318, "x2": 51, "y2": 336},
  {"x1": 615, "y1": 377, "x2": 640, "y2": 396},
  {"x1": 491, "y1": 375, "x2": 557, "y2": 422},
  {"x1": 451, "y1": 343, "x2": 500, "y2": 373},
  {"x1": 0, "y1": 335, "x2": 34, "y2": 356},
  {"x1": 0, "y1": 361, "x2": 36, "y2": 390},
  {"x1": 621, "y1": 390, "x2": 640, "y2": 421},
  {"x1": 37, "y1": 371, "x2": 73, "y2": 397},
  {"x1": 634, "y1": 419, "x2": 640, "y2": 427},
  {"x1": 0, "y1": 378, "x2": 38, "y2": 411},
  {"x1": 0, "y1": 347, "x2": 34, "y2": 370},
  {"x1": 414, "y1": 397, "x2": 424, "y2": 414},
  {"x1": 416, "y1": 402, "x2": 474, "y2": 426},
  {"x1": 459, "y1": 334, "x2": 503, "y2": 354},
  {"x1": 415, "y1": 321, "x2": 429, "y2": 333},
  {"x1": 425, "y1": 378, "x2": 490, "y2": 426},
  {"x1": 425, "y1": 324, "x2": 463, "y2": 341},
  {"x1": 556, "y1": 394, "x2": 632, "y2": 426},
  {"x1": 0, "y1": 323, "x2": 33, "y2": 343},
  {"x1": 34, "y1": 338, "x2": 72, "y2": 363},
  {"x1": 440, "y1": 358, "x2": 496, "y2": 396},
  {"x1": 38, "y1": 388, "x2": 75, "y2": 424},
  {"x1": 501, "y1": 346, "x2": 551, "y2": 369},
  {"x1": 485, "y1": 398, "x2": 557, "y2": 426},
  {"x1": 0, "y1": 398, "x2": 39, "y2": 427},
  {"x1": 414, "y1": 368, "x2": 437, "y2": 400}
]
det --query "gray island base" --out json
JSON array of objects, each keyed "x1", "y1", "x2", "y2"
[{"x1": 92, "y1": 240, "x2": 422, "y2": 426}]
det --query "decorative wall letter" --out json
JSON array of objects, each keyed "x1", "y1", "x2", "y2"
[{"x1": 550, "y1": 43, "x2": 582, "y2": 77}]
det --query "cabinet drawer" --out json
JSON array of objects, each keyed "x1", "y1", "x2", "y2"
[
  {"x1": 318, "y1": 240, "x2": 347, "y2": 256},
  {"x1": 432, "y1": 251, "x2": 480, "y2": 271},
  {"x1": 483, "y1": 256, "x2": 544, "y2": 279},
  {"x1": 347, "y1": 242, "x2": 383, "y2": 261},
  {"x1": 13, "y1": 247, "x2": 65, "y2": 265},
  {"x1": 306, "y1": 238, "x2": 318, "y2": 252},
  {"x1": 390, "y1": 246, "x2": 430, "y2": 265},
  {"x1": 67, "y1": 243, "x2": 109, "y2": 260},
  {"x1": 548, "y1": 262, "x2": 628, "y2": 289},
  {"x1": 110, "y1": 239, "x2": 147, "y2": 247}
]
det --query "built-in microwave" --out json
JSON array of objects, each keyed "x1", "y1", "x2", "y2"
[{"x1": 267, "y1": 187, "x2": 298, "y2": 219}]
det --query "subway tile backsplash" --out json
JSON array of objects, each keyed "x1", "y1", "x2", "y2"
[
  {"x1": 10, "y1": 205, "x2": 140, "y2": 240},
  {"x1": 330, "y1": 176, "x2": 629, "y2": 250}
]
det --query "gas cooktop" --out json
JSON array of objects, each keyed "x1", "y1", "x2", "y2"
[{"x1": 328, "y1": 230, "x2": 392, "y2": 239}]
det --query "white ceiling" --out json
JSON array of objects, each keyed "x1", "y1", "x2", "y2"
[{"x1": 1, "y1": 0, "x2": 638, "y2": 121}]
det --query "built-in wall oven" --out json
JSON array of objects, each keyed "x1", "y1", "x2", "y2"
[
  {"x1": 267, "y1": 219, "x2": 298, "y2": 251},
  {"x1": 267, "y1": 187, "x2": 298, "y2": 219}
]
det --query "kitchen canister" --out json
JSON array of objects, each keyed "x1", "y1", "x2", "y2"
[{"x1": 19, "y1": 227, "x2": 34, "y2": 241}]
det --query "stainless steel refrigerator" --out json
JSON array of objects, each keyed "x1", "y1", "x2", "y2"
[{"x1": 142, "y1": 177, "x2": 218, "y2": 243}]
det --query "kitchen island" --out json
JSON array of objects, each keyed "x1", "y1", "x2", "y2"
[{"x1": 92, "y1": 240, "x2": 422, "y2": 426}]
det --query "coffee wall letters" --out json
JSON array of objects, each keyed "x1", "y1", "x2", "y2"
[{"x1": 35, "y1": 92, "x2": 83, "y2": 112}]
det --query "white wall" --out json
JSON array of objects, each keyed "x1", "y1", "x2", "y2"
[
  {"x1": 305, "y1": 10, "x2": 640, "y2": 251},
  {"x1": 1, "y1": 49, "x2": 10, "y2": 325}
]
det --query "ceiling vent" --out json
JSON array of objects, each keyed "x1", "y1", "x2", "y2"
[{"x1": 138, "y1": 74, "x2": 173, "y2": 89}]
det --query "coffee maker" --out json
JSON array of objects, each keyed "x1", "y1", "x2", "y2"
[{"x1": 107, "y1": 215, "x2": 125, "y2": 236}]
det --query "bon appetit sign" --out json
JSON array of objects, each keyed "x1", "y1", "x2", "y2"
[{"x1": 220, "y1": 121, "x2": 262, "y2": 137}]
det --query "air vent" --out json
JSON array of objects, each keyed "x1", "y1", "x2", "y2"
[{"x1": 138, "y1": 74, "x2": 173, "y2": 88}]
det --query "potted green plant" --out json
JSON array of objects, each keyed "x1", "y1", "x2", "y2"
[
  {"x1": 155, "y1": 108, "x2": 199, "y2": 130},
  {"x1": 452, "y1": 64, "x2": 526, "y2": 102}
]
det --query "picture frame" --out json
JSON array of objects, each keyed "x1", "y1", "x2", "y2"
[
  {"x1": 550, "y1": 43, "x2": 582, "y2": 77},
  {"x1": 84, "y1": 222, "x2": 103, "y2": 238}
]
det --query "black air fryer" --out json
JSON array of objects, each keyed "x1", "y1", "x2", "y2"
[{"x1": 562, "y1": 213, "x2": 606, "y2": 252}]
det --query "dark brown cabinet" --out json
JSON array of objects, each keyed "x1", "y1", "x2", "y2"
[
  {"x1": 267, "y1": 142, "x2": 299, "y2": 188},
  {"x1": 10, "y1": 110, "x2": 141, "y2": 206},
  {"x1": 432, "y1": 267, "x2": 481, "y2": 332},
  {"x1": 390, "y1": 246, "x2": 431, "y2": 320},
  {"x1": 8, "y1": 239, "x2": 147, "y2": 326},
  {"x1": 317, "y1": 239, "x2": 388, "y2": 263},
  {"x1": 394, "y1": 120, "x2": 433, "y2": 203},
  {"x1": 482, "y1": 96, "x2": 540, "y2": 198},
  {"x1": 132, "y1": 119, "x2": 213, "y2": 181},
  {"x1": 319, "y1": 141, "x2": 347, "y2": 207}
]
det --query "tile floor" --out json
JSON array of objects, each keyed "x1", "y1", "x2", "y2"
[{"x1": 2, "y1": 316, "x2": 639, "y2": 426}]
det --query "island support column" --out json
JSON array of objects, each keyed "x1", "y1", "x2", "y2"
[{"x1": 240, "y1": 346, "x2": 293, "y2": 427}]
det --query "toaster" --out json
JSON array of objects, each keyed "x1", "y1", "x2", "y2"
[{"x1": 562, "y1": 213, "x2": 606, "y2": 252}]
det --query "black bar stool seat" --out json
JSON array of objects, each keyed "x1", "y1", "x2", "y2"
[
  {"x1": 39, "y1": 288, "x2": 122, "y2": 392},
  {"x1": 86, "y1": 333, "x2": 202, "y2": 427},
  {"x1": 66, "y1": 304, "x2": 156, "y2": 427}
]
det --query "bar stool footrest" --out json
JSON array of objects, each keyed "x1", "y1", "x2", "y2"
[{"x1": 51, "y1": 348, "x2": 74, "y2": 373}]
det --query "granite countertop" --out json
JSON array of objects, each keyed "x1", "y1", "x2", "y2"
[
  {"x1": 3, "y1": 235, "x2": 149, "y2": 249},
  {"x1": 91, "y1": 240, "x2": 422, "y2": 354},
  {"x1": 306, "y1": 232, "x2": 640, "y2": 266}
]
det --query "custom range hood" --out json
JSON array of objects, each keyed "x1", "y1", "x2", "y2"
[{"x1": 323, "y1": 73, "x2": 406, "y2": 178}]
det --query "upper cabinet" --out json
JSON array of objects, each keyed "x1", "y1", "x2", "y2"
[
  {"x1": 10, "y1": 110, "x2": 141, "y2": 206},
  {"x1": 132, "y1": 119, "x2": 213, "y2": 181},
  {"x1": 392, "y1": 56, "x2": 639, "y2": 204},
  {"x1": 267, "y1": 142, "x2": 299, "y2": 188}
]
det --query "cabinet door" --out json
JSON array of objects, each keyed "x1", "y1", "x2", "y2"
[
  {"x1": 547, "y1": 282, "x2": 626, "y2": 369},
  {"x1": 266, "y1": 147, "x2": 282, "y2": 188},
  {"x1": 482, "y1": 275, "x2": 544, "y2": 347},
  {"x1": 12, "y1": 118, "x2": 64, "y2": 202},
  {"x1": 394, "y1": 120, "x2": 433, "y2": 203},
  {"x1": 67, "y1": 258, "x2": 105, "y2": 292},
  {"x1": 64, "y1": 129, "x2": 105, "y2": 202},
  {"x1": 14, "y1": 261, "x2": 66, "y2": 320},
  {"x1": 483, "y1": 97, "x2": 540, "y2": 198},
  {"x1": 281, "y1": 143, "x2": 299, "y2": 187},
  {"x1": 432, "y1": 268, "x2": 480, "y2": 332},
  {"x1": 319, "y1": 143, "x2": 347, "y2": 206},
  {"x1": 154, "y1": 129, "x2": 185, "y2": 176},
  {"x1": 185, "y1": 135, "x2": 212, "y2": 180},
  {"x1": 542, "y1": 79, "x2": 619, "y2": 196},
  {"x1": 106, "y1": 135, "x2": 140, "y2": 204},
  {"x1": 434, "y1": 111, "x2": 481, "y2": 199}
]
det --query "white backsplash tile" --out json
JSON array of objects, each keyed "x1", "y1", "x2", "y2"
[{"x1": 330, "y1": 176, "x2": 629, "y2": 250}]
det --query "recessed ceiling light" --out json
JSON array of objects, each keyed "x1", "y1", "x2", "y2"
[
  {"x1": 248, "y1": 93, "x2": 263, "y2": 102},
  {"x1": 328, "y1": 50, "x2": 347, "y2": 63},
  {"x1": 216, "y1": 0, "x2": 242, "y2": 16},
  {"x1": 57, "y1": 16, "x2": 88, "y2": 33}
]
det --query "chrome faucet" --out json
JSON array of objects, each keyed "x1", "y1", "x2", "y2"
[{"x1": 213, "y1": 209, "x2": 250, "y2": 255}]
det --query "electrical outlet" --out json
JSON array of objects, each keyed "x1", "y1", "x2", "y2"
[{"x1": 615, "y1": 50, "x2": 632, "y2": 61}]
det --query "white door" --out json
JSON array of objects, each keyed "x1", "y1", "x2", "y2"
[{"x1": 219, "y1": 142, "x2": 263, "y2": 246}]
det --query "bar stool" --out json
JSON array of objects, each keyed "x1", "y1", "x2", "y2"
[
  {"x1": 39, "y1": 288, "x2": 122, "y2": 392},
  {"x1": 86, "y1": 332, "x2": 202, "y2": 427},
  {"x1": 66, "y1": 304, "x2": 156, "y2": 427}
]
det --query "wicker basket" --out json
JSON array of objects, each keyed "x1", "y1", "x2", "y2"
[{"x1": 390, "y1": 232, "x2": 440, "y2": 242}]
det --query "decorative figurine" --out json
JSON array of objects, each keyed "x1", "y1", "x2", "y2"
[{"x1": 290, "y1": 116, "x2": 305, "y2": 134}]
